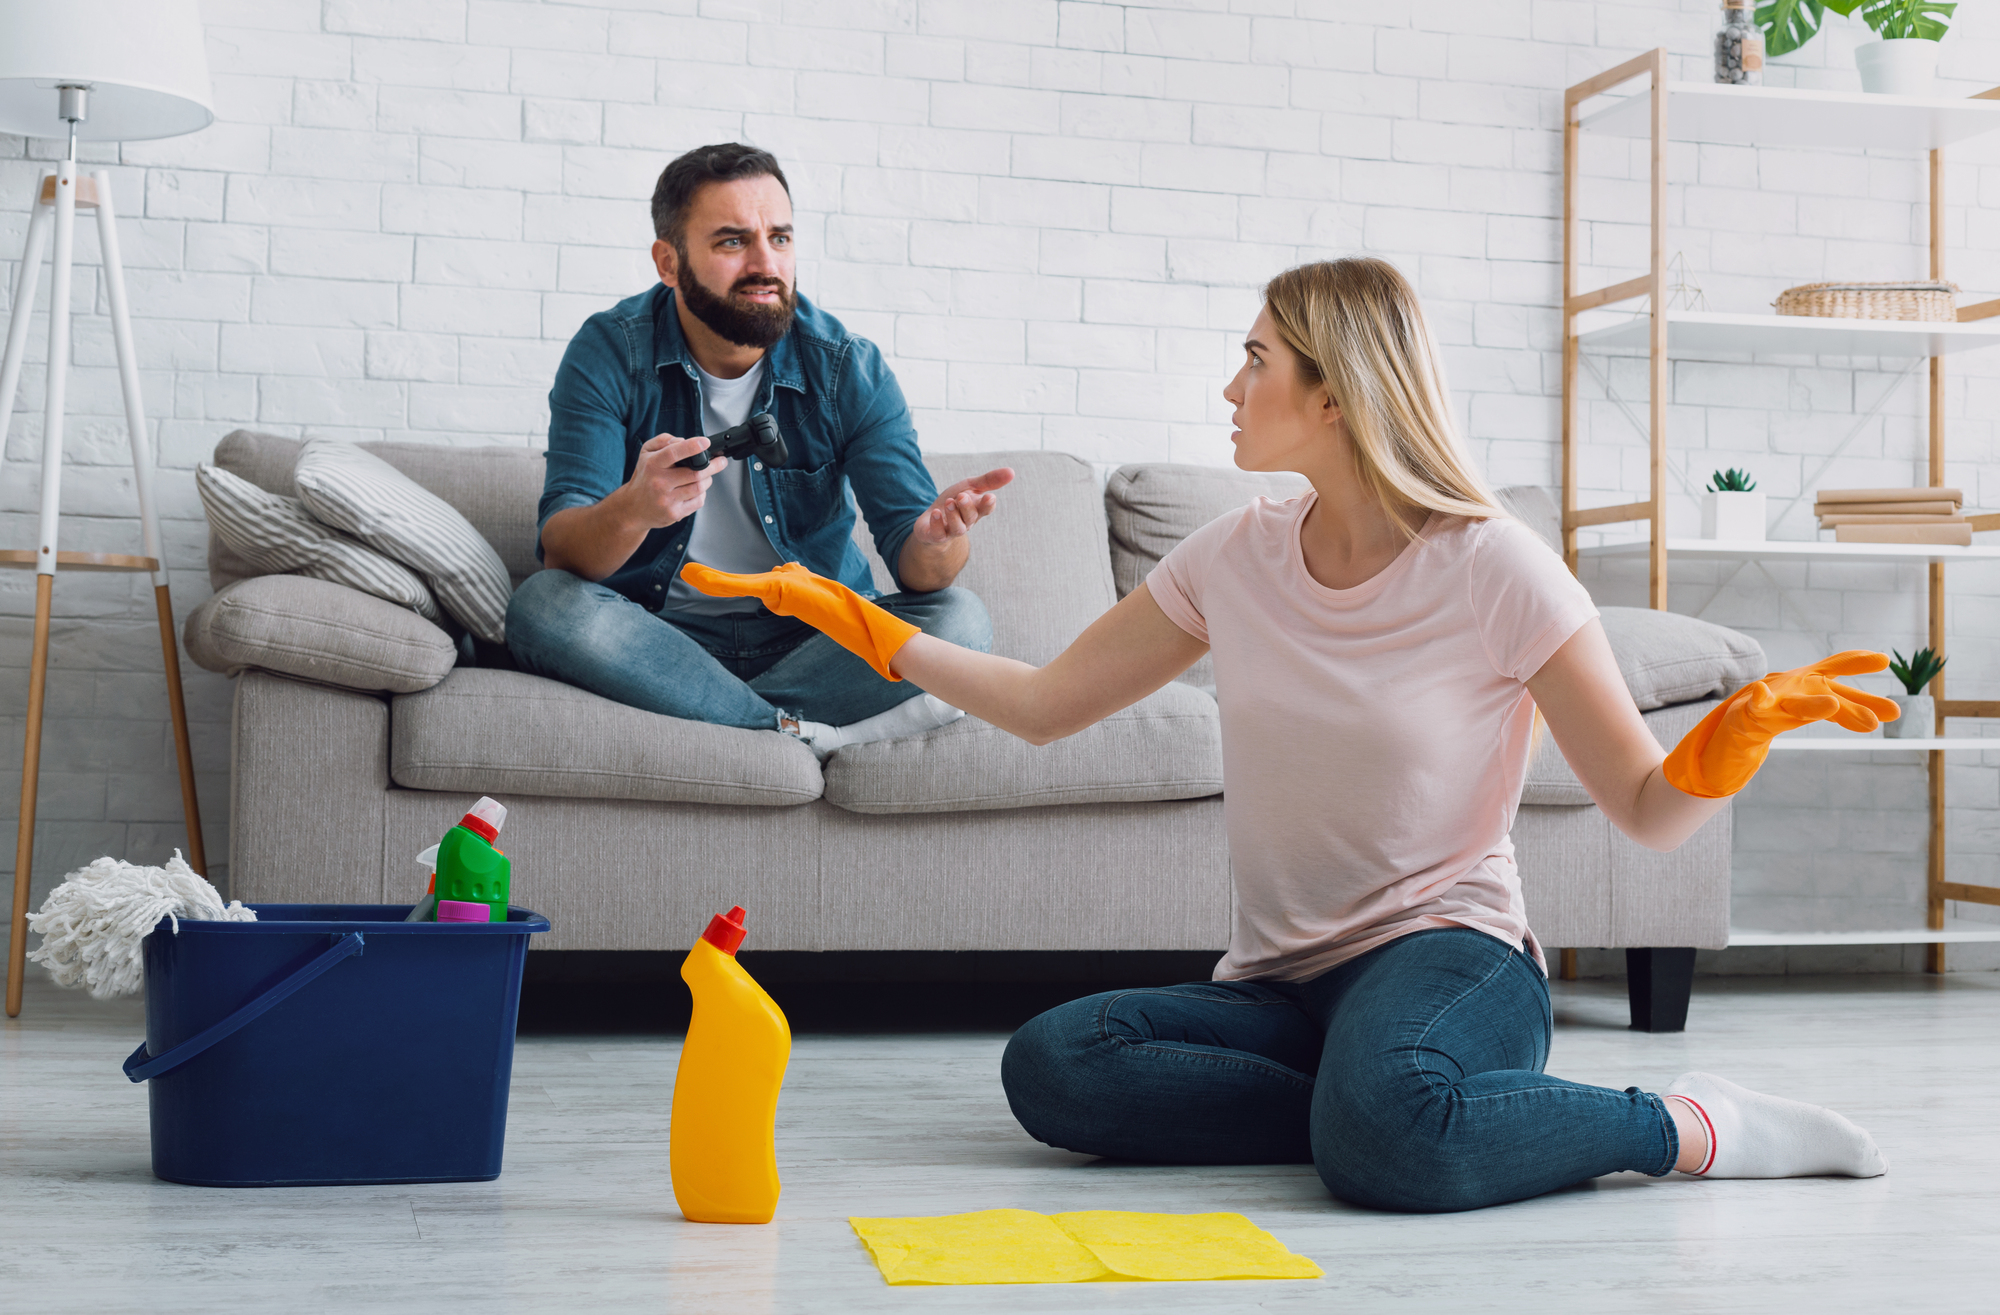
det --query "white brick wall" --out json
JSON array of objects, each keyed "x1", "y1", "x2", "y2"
[{"x1": 6, "y1": 0, "x2": 2000, "y2": 972}]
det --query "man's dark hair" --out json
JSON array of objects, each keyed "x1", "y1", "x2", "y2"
[{"x1": 651, "y1": 143, "x2": 790, "y2": 249}]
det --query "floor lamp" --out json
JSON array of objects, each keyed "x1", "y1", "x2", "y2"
[{"x1": 0, "y1": 1, "x2": 215, "y2": 1017}]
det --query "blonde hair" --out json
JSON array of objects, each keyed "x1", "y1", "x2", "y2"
[{"x1": 1262, "y1": 258, "x2": 1505, "y2": 534}]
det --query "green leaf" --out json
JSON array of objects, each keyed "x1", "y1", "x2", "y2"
[
  {"x1": 1756, "y1": 0, "x2": 1830, "y2": 57},
  {"x1": 1889, "y1": 646, "x2": 1946, "y2": 694},
  {"x1": 1848, "y1": 0, "x2": 1953, "y2": 38}
]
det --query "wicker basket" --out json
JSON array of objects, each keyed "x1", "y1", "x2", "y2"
[{"x1": 1774, "y1": 280, "x2": 1959, "y2": 322}]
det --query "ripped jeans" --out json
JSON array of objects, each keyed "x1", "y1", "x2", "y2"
[
  {"x1": 504, "y1": 568, "x2": 992, "y2": 729},
  {"x1": 1000, "y1": 928, "x2": 1680, "y2": 1213}
]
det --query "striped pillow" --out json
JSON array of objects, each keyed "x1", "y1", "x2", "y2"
[
  {"x1": 293, "y1": 439, "x2": 513, "y2": 644},
  {"x1": 196, "y1": 464, "x2": 445, "y2": 624}
]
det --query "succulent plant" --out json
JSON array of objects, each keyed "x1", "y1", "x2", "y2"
[
  {"x1": 1706, "y1": 468, "x2": 1758, "y2": 493},
  {"x1": 1889, "y1": 646, "x2": 1946, "y2": 696}
]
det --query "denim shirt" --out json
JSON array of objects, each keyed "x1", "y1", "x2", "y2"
[{"x1": 538, "y1": 284, "x2": 937, "y2": 610}]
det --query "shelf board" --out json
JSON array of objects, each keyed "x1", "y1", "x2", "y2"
[
  {"x1": 1767, "y1": 736, "x2": 2000, "y2": 752},
  {"x1": 1579, "y1": 537, "x2": 2000, "y2": 564},
  {"x1": 1729, "y1": 920, "x2": 2000, "y2": 947},
  {"x1": 1578, "y1": 80, "x2": 2000, "y2": 152},
  {"x1": 1576, "y1": 310, "x2": 2000, "y2": 358}
]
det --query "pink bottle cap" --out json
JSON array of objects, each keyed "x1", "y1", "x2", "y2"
[{"x1": 437, "y1": 900, "x2": 491, "y2": 923}]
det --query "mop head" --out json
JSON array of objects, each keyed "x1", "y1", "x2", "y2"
[{"x1": 25, "y1": 851, "x2": 254, "y2": 999}]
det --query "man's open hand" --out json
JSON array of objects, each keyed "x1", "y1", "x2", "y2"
[
  {"x1": 909, "y1": 468, "x2": 1014, "y2": 547},
  {"x1": 623, "y1": 433, "x2": 728, "y2": 528}
]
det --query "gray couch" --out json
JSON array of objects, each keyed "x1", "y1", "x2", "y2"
[{"x1": 186, "y1": 431, "x2": 1764, "y2": 1027}]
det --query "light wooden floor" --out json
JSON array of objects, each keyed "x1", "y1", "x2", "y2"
[{"x1": 4, "y1": 970, "x2": 1997, "y2": 1313}]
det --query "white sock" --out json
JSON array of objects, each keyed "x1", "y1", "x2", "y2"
[
  {"x1": 778, "y1": 695, "x2": 963, "y2": 762},
  {"x1": 1666, "y1": 1072, "x2": 1886, "y2": 1179},
  {"x1": 778, "y1": 715, "x2": 841, "y2": 762}
]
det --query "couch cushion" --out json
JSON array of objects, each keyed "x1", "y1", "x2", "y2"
[
  {"x1": 1523, "y1": 698, "x2": 1719, "y2": 806},
  {"x1": 294, "y1": 438, "x2": 515, "y2": 645},
  {"x1": 821, "y1": 680, "x2": 1222, "y2": 814},
  {"x1": 1107, "y1": 471, "x2": 1564, "y2": 591},
  {"x1": 1106, "y1": 463, "x2": 1312, "y2": 600},
  {"x1": 1494, "y1": 484, "x2": 1561, "y2": 551},
  {"x1": 1478, "y1": 487, "x2": 1770, "y2": 707},
  {"x1": 391, "y1": 668, "x2": 823, "y2": 806},
  {"x1": 196, "y1": 463, "x2": 446, "y2": 623},
  {"x1": 853, "y1": 450, "x2": 1118, "y2": 666},
  {"x1": 1599, "y1": 606, "x2": 1765, "y2": 710},
  {"x1": 209, "y1": 429, "x2": 546, "y2": 590},
  {"x1": 183, "y1": 575, "x2": 458, "y2": 694},
  {"x1": 1105, "y1": 463, "x2": 1311, "y2": 690}
]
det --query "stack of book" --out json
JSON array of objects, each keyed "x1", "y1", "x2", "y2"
[{"x1": 1816, "y1": 488, "x2": 1968, "y2": 545}]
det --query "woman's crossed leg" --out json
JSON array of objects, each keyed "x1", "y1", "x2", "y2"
[{"x1": 1002, "y1": 929, "x2": 1678, "y2": 1212}]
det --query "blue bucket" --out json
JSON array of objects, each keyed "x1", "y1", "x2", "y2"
[{"x1": 124, "y1": 903, "x2": 550, "y2": 1187}]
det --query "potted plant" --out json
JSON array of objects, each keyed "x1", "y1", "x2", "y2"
[
  {"x1": 1757, "y1": 1, "x2": 1956, "y2": 95},
  {"x1": 1701, "y1": 468, "x2": 1766, "y2": 541},
  {"x1": 1885, "y1": 646, "x2": 1945, "y2": 738}
]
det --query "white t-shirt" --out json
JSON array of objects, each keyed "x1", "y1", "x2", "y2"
[
  {"x1": 1147, "y1": 496, "x2": 1598, "y2": 982},
  {"x1": 664, "y1": 359, "x2": 784, "y2": 616}
]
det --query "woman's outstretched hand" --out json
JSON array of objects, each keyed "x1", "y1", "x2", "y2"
[
  {"x1": 680, "y1": 562, "x2": 919, "y2": 681},
  {"x1": 1662, "y1": 651, "x2": 1903, "y2": 798}
]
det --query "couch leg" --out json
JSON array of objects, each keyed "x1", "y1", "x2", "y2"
[{"x1": 1626, "y1": 947, "x2": 1696, "y2": 1033}]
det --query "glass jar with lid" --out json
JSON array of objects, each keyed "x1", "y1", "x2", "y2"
[{"x1": 1716, "y1": 0, "x2": 1765, "y2": 85}]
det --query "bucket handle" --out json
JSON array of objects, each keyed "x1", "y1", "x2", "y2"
[{"x1": 123, "y1": 932, "x2": 366, "y2": 1084}]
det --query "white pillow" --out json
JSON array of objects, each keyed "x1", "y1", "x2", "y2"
[
  {"x1": 196, "y1": 464, "x2": 445, "y2": 624},
  {"x1": 292, "y1": 439, "x2": 512, "y2": 644}
]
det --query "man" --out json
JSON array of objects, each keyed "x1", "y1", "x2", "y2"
[{"x1": 507, "y1": 143, "x2": 1011, "y2": 757}]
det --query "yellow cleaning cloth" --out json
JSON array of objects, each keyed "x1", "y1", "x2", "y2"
[{"x1": 847, "y1": 1208, "x2": 1324, "y2": 1286}]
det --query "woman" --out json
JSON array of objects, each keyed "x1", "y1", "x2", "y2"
[{"x1": 683, "y1": 257, "x2": 1891, "y2": 1212}]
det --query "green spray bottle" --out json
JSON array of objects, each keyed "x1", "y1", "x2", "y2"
[{"x1": 432, "y1": 796, "x2": 510, "y2": 923}]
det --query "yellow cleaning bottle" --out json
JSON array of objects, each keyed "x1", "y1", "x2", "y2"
[{"x1": 670, "y1": 905, "x2": 792, "y2": 1224}]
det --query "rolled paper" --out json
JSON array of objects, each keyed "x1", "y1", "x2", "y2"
[
  {"x1": 1834, "y1": 524, "x2": 1972, "y2": 546},
  {"x1": 1818, "y1": 512, "x2": 1965, "y2": 527},
  {"x1": 1815, "y1": 487, "x2": 1962, "y2": 505},
  {"x1": 1813, "y1": 500, "x2": 1960, "y2": 517}
]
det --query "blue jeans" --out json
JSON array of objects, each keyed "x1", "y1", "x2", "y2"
[
  {"x1": 1000, "y1": 928, "x2": 1679, "y2": 1213},
  {"x1": 505, "y1": 568, "x2": 993, "y2": 729}
]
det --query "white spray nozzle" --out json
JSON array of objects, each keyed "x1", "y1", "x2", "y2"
[
  {"x1": 415, "y1": 842, "x2": 440, "y2": 871},
  {"x1": 467, "y1": 796, "x2": 507, "y2": 834}
]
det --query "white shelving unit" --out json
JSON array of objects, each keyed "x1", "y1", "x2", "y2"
[
  {"x1": 1579, "y1": 80, "x2": 2000, "y2": 151},
  {"x1": 1561, "y1": 51, "x2": 2000, "y2": 969},
  {"x1": 1577, "y1": 309, "x2": 2000, "y2": 358},
  {"x1": 1581, "y1": 538, "x2": 2000, "y2": 565},
  {"x1": 1733, "y1": 736, "x2": 2000, "y2": 947},
  {"x1": 1766, "y1": 737, "x2": 2000, "y2": 752},
  {"x1": 1729, "y1": 922, "x2": 2000, "y2": 946}
]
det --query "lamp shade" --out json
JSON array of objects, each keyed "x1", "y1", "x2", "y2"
[{"x1": 0, "y1": 0, "x2": 212, "y2": 142}]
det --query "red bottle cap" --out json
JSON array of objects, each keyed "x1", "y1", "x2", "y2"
[
  {"x1": 457, "y1": 796, "x2": 507, "y2": 843},
  {"x1": 701, "y1": 905, "x2": 748, "y2": 955}
]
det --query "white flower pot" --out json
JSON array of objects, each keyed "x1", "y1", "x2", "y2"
[
  {"x1": 1856, "y1": 38, "x2": 1939, "y2": 96},
  {"x1": 1884, "y1": 692, "x2": 1934, "y2": 739},
  {"x1": 1701, "y1": 490, "x2": 1766, "y2": 541}
]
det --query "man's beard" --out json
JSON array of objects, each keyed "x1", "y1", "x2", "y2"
[{"x1": 677, "y1": 256, "x2": 795, "y2": 350}]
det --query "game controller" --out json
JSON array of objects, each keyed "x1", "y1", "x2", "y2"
[{"x1": 676, "y1": 412, "x2": 789, "y2": 471}]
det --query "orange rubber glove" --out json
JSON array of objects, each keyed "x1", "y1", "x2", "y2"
[
  {"x1": 680, "y1": 562, "x2": 920, "y2": 682},
  {"x1": 1662, "y1": 651, "x2": 1903, "y2": 798}
]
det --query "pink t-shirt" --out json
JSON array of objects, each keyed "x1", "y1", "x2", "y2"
[{"x1": 1148, "y1": 494, "x2": 1597, "y2": 983}]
